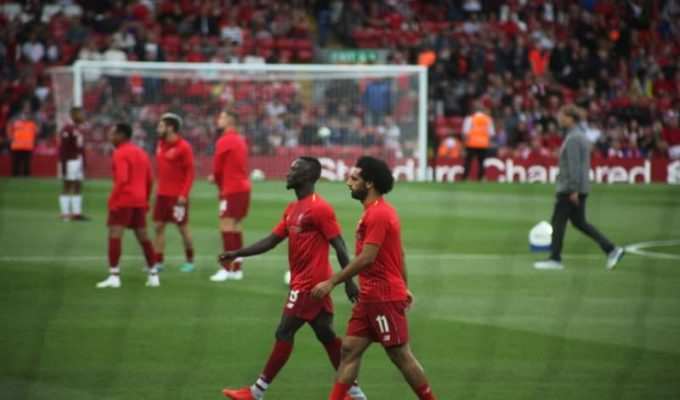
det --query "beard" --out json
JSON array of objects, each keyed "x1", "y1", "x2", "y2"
[
  {"x1": 350, "y1": 186, "x2": 368, "y2": 201},
  {"x1": 286, "y1": 177, "x2": 301, "y2": 190}
]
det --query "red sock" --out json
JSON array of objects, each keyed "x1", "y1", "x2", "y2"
[
  {"x1": 234, "y1": 231, "x2": 243, "y2": 249},
  {"x1": 185, "y1": 248, "x2": 194, "y2": 263},
  {"x1": 108, "y1": 238, "x2": 121, "y2": 267},
  {"x1": 323, "y1": 337, "x2": 342, "y2": 370},
  {"x1": 221, "y1": 231, "x2": 240, "y2": 271},
  {"x1": 415, "y1": 381, "x2": 435, "y2": 400},
  {"x1": 329, "y1": 381, "x2": 352, "y2": 400},
  {"x1": 140, "y1": 240, "x2": 156, "y2": 270},
  {"x1": 155, "y1": 252, "x2": 163, "y2": 264},
  {"x1": 232, "y1": 232, "x2": 243, "y2": 271},
  {"x1": 260, "y1": 340, "x2": 294, "y2": 383}
]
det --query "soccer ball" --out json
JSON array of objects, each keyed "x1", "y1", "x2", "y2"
[
  {"x1": 283, "y1": 270, "x2": 291, "y2": 286},
  {"x1": 529, "y1": 221, "x2": 553, "y2": 252},
  {"x1": 250, "y1": 168, "x2": 265, "y2": 181},
  {"x1": 317, "y1": 126, "x2": 331, "y2": 138}
]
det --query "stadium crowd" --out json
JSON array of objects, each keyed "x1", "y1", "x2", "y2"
[{"x1": 0, "y1": 0, "x2": 679, "y2": 162}]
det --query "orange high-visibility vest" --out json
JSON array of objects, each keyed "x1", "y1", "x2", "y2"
[
  {"x1": 465, "y1": 112, "x2": 492, "y2": 149},
  {"x1": 437, "y1": 137, "x2": 461, "y2": 158},
  {"x1": 9, "y1": 120, "x2": 38, "y2": 151}
]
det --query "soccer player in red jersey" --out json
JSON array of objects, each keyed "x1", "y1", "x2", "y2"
[
  {"x1": 312, "y1": 156, "x2": 436, "y2": 400},
  {"x1": 219, "y1": 157, "x2": 366, "y2": 400},
  {"x1": 97, "y1": 123, "x2": 158, "y2": 289},
  {"x1": 210, "y1": 111, "x2": 251, "y2": 282},
  {"x1": 152, "y1": 113, "x2": 196, "y2": 273},
  {"x1": 58, "y1": 107, "x2": 89, "y2": 221}
]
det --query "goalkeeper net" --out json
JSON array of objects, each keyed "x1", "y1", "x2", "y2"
[{"x1": 50, "y1": 61, "x2": 427, "y2": 181}]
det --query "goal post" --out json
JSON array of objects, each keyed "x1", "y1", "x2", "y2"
[{"x1": 53, "y1": 60, "x2": 428, "y2": 181}]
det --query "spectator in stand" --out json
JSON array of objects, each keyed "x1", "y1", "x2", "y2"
[
  {"x1": 363, "y1": 78, "x2": 391, "y2": 126},
  {"x1": 112, "y1": 22, "x2": 136, "y2": 55},
  {"x1": 376, "y1": 114, "x2": 402, "y2": 158},
  {"x1": 660, "y1": 114, "x2": 680, "y2": 159},
  {"x1": 220, "y1": 13, "x2": 243, "y2": 46},
  {"x1": 22, "y1": 32, "x2": 45, "y2": 64},
  {"x1": 314, "y1": 0, "x2": 332, "y2": 47},
  {"x1": 194, "y1": 4, "x2": 219, "y2": 37}
]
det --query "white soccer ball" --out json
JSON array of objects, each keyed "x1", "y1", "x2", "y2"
[
  {"x1": 283, "y1": 270, "x2": 291, "y2": 286},
  {"x1": 250, "y1": 168, "x2": 265, "y2": 181},
  {"x1": 318, "y1": 126, "x2": 331, "y2": 138},
  {"x1": 529, "y1": 221, "x2": 553, "y2": 252}
]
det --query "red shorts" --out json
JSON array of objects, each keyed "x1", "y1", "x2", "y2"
[
  {"x1": 282, "y1": 290, "x2": 334, "y2": 322},
  {"x1": 153, "y1": 195, "x2": 189, "y2": 225},
  {"x1": 107, "y1": 207, "x2": 147, "y2": 228},
  {"x1": 346, "y1": 301, "x2": 409, "y2": 348},
  {"x1": 219, "y1": 191, "x2": 250, "y2": 219}
]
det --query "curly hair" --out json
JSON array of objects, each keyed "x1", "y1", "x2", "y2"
[{"x1": 355, "y1": 156, "x2": 394, "y2": 194}]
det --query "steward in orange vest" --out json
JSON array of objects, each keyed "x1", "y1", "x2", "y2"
[
  {"x1": 462, "y1": 106, "x2": 495, "y2": 181},
  {"x1": 8, "y1": 102, "x2": 39, "y2": 177}
]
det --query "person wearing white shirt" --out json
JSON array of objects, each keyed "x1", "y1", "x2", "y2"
[{"x1": 22, "y1": 34, "x2": 45, "y2": 63}]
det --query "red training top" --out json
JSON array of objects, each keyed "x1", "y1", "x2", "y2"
[
  {"x1": 156, "y1": 137, "x2": 194, "y2": 198},
  {"x1": 213, "y1": 129, "x2": 251, "y2": 196},
  {"x1": 108, "y1": 141, "x2": 153, "y2": 210},
  {"x1": 355, "y1": 197, "x2": 408, "y2": 303},
  {"x1": 273, "y1": 193, "x2": 341, "y2": 292}
]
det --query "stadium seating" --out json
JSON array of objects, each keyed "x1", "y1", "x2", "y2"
[{"x1": 0, "y1": 1, "x2": 678, "y2": 162}]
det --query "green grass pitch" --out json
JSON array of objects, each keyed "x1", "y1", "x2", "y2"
[{"x1": 1, "y1": 178, "x2": 679, "y2": 399}]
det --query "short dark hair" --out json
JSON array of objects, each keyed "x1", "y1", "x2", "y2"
[
  {"x1": 71, "y1": 106, "x2": 82, "y2": 114},
  {"x1": 115, "y1": 123, "x2": 132, "y2": 139},
  {"x1": 223, "y1": 110, "x2": 238, "y2": 123},
  {"x1": 161, "y1": 114, "x2": 181, "y2": 132},
  {"x1": 298, "y1": 156, "x2": 321, "y2": 181},
  {"x1": 355, "y1": 156, "x2": 394, "y2": 194}
]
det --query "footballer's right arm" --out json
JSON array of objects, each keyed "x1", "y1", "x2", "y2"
[{"x1": 218, "y1": 233, "x2": 284, "y2": 265}]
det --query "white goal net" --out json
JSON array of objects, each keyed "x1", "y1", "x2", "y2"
[{"x1": 50, "y1": 61, "x2": 428, "y2": 181}]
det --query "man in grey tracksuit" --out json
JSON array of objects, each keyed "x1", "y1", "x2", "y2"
[{"x1": 534, "y1": 105, "x2": 624, "y2": 270}]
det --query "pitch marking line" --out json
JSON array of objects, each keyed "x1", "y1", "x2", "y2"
[
  {"x1": 625, "y1": 239, "x2": 680, "y2": 260},
  {"x1": 2, "y1": 241, "x2": 678, "y2": 263},
  {"x1": 0, "y1": 253, "x2": 603, "y2": 263}
]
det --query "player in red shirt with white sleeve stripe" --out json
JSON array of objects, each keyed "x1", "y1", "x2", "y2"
[
  {"x1": 312, "y1": 156, "x2": 436, "y2": 400},
  {"x1": 218, "y1": 157, "x2": 366, "y2": 400},
  {"x1": 209, "y1": 110, "x2": 252, "y2": 282},
  {"x1": 58, "y1": 107, "x2": 89, "y2": 221},
  {"x1": 96, "y1": 123, "x2": 158, "y2": 289},
  {"x1": 152, "y1": 113, "x2": 196, "y2": 273}
]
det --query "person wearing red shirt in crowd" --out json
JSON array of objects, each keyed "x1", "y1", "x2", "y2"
[
  {"x1": 97, "y1": 123, "x2": 158, "y2": 289},
  {"x1": 210, "y1": 111, "x2": 252, "y2": 282},
  {"x1": 58, "y1": 106, "x2": 89, "y2": 222},
  {"x1": 153, "y1": 113, "x2": 196, "y2": 273},
  {"x1": 660, "y1": 114, "x2": 680, "y2": 159},
  {"x1": 219, "y1": 157, "x2": 366, "y2": 400},
  {"x1": 312, "y1": 156, "x2": 436, "y2": 400}
]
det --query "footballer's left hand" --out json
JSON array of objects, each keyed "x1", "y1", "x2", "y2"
[
  {"x1": 218, "y1": 250, "x2": 238, "y2": 266},
  {"x1": 405, "y1": 289, "x2": 414, "y2": 311},
  {"x1": 344, "y1": 279, "x2": 359, "y2": 303},
  {"x1": 177, "y1": 196, "x2": 187, "y2": 205},
  {"x1": 312, "y1": 280, "x2": 334, "y2": 299}
]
